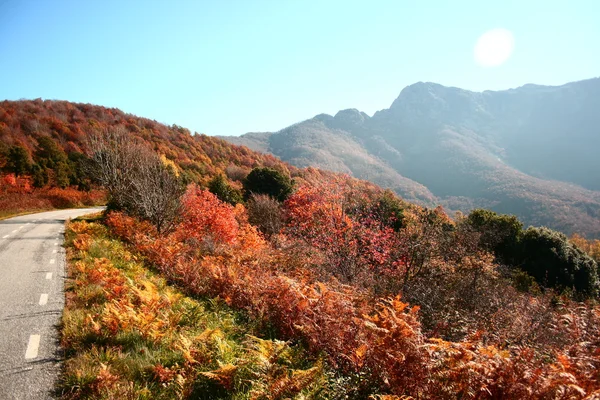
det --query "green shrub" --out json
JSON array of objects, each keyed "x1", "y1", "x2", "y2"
[
  {"x1": 208, "y1": 174, "x2": 242, "y2": 205},
  {"x1": 518, "y1": 227, "x2": 599, "y2": 297},
  {"x1": 243, "y1": 167, "x2": 293, "y2": 202}
]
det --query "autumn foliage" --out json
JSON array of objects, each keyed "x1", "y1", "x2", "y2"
[
  {"x1": 104, "y1": 179, "x2": 600, "y2": 398},
  {"x1": 61, "y1": 218, "x2": 327, "y2": 399},
  {"x1": 178, "y1": 187, "x2": 239, "y2": 246},
  {"x1": 0, "y1": 99, "x2": 296, "y2": 187},
  {"x1": 285, "y1": 181, "x2": 405, "y2": 285}
]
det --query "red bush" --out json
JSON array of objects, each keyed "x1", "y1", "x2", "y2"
[{"x1": 177, "y1": 186, "x2": 239, "y2": 247}]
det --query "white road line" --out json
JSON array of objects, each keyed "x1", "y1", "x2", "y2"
[
  {"x1": 11, "y1": 230, "x2": 16, "y2": 233},
  {"x1": 25, "y1": 335, "x2": 40, "y2": 359},
  {"x1": 18, "y1": 226, "x2": 23, "y2": 230},
  {"x1": 52, "y1": 249, "x2": 57, "y2": 254},
  {"x1": 49, "y1": 259, "x2": 55, "y2": 265},
  {"x1": 46, "y1": 272, "x2": 53, "y2": 280},
  {"x1": 39, "y1": 294, "x2": 48, "y2": 306},
  {"x1": 2, "y1": 235, "x2": 8, "y2": 239},
  {"x1": 54, "y1": 242, "x2": 58, "y2": 246}
]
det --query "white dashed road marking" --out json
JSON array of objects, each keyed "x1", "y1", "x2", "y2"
[
  {"x1": 49, "y1": 259, "x2": 55, "y2": 265},
  {"x1": 45, "y1": 272, "x2": 52, "y2": 280},
  {"x1": 25, "y1": 335, "x2": 40, "y2": 359},
  {"x1": 2, "y1": 235, "x2": 8, "y2": 239},
  {"x1": 38, "y1": 294, "x2": 48, "y2": 306},
  {"x1": 11, "y1": 230, "x2": 16, "y2": 233},
  {"x1": 52, "y1": 249, "x2": 57, "y2": 254}
]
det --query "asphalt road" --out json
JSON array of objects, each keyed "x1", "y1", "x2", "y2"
[{"x1": 0, "y1": 208, "x2": 103, "y2": 400}]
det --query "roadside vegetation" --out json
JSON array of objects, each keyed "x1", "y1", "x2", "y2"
[{"x1": 60, "y1": 215, "x2": 333, "y2": 399}]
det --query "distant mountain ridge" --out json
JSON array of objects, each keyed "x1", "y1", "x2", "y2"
[{"x1": 223, "y1": 78, "x2": 600, "y2": 237}]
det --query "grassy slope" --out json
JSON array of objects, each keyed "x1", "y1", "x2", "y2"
[{"x1": 59, "y1": 215, "x2": 333, "y2": 400}]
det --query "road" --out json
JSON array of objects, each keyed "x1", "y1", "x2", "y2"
[{"x1": 0, "y1": 208, "x2": 103, "y2": 400}]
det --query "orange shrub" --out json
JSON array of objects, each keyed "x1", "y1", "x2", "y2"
[
  {"x1": 177, "y1": 186, "x2": 239, "y2": 247},
  {"x1": 2, "y1": 173, "x2": 17, "y2": 187}
]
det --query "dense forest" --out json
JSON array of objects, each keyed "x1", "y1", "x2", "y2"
[{"x1": 1, "y1": 99, "x2": 599, "y2": 398}]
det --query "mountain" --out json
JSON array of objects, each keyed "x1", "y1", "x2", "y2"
[{"x1": 223, "y1": 78, "x2": 600, "y2": 238}]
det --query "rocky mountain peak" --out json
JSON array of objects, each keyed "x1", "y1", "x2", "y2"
[{"x1": 334, "y1": 108, "x2": 370, "y2": 124}]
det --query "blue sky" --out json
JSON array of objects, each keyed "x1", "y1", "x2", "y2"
[{"x1": 1, "y1": 1, "x2": 598, "y2": 136}]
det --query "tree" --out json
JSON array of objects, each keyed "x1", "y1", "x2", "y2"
[
  {"x1": 243, "y1": 167, "x2": 293, "y2": 202},
  {"x1": 396, "y1": 207, "x2": 456, "y2": 285},
  {"x1": 35, "y1": 136, "x2": 68, "y2": 168},
  {"x1": 247, "y1": 193, "x2": 283, "y2": 237},
  {"x1": 466, "y1": 209, "x2": 523, "y2": 263},
  {"x1": 368, "y1": 189, "x2": 406, "y2": 231},
  {"x1": 130, "y1": 155, "x2": 185, "y2": 234},
  {"x1": 208, "y1": 174, "x2": 243, "y2": 205},
  {"x1": 225, "y1": 164, "x2": 250, "y2": 182},
  {"x1": 6, "y1": 145, "x2": 31, "y2": 176},
  {"x1": 87, "y1": 127, "x2": 184, "y2": 233},
  {"x1": 285, "y1": 183, "x2": 402, "y2": 284},
  {"x1": 570, "y1": 234, "x2": 600, "y2": 264},
  {"x1": 31, "y1": 164, "x2": 49, "y2": 188},
  {"x1": 54, "y1": 161, "x2": 71, "y2": 188},
  {"x1": 518, "y1": 227, "x2": 598, "y2": 297},
  {"x1": 0, "y1": 142, "x2": 9, "y2": 170},
  {"x1": 178, "y1": 186, "x2": 239, "y2": 249},
  {"x1": 465, "y1": 210, "x2": 599, "y2": 297},
  {"x1": 67, "y1": 152, "x2": 93, "y2": 191}
]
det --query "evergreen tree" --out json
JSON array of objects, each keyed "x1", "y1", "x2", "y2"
[
  {"x1": 243, "y1": 167, "x2": 293, "y2": 202},
  {"x1": 31, "y1": 164, "x2": 49, "y2": 188},
  {"x1": 208, "y1": 174, "x2": 242, "y2": 205},
  {"x1": 7, "y1": 145, "x2": 31, "y2": 176},
  {"x1": 54, "y1": 161, "x2": 71, "y2": 188}
]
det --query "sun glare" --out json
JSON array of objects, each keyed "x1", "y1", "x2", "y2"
[{"x1": 474, "y1": 28, "x2": 515, "y2": 67}]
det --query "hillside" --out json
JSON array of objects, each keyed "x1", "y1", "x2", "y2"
[
  {"x1": 224, "y1": 78, "x2": 600, "y2": 238},
  {"x1": 0, "y1": 99, "x2": 295, "y2": 185}
]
